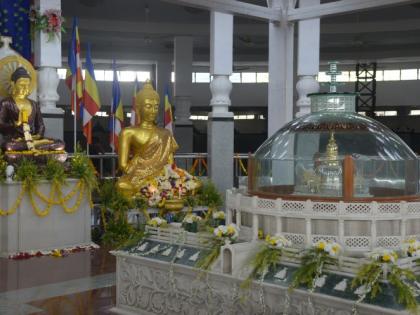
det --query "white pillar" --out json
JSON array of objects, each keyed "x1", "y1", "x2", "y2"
[
  {"x1": 296, "y1": 0, "x2": 320, "y2": 117},
  {"x1": 208, "y1": 11, "x2": 234, "y2": 195},
  {"x1": 33, "y1": 0, "x2": 63, "y2": 140},
  {"x1": 155, "y1": 58, "x2": 172, "y2": 126},
  {"x1": 267, "y1": 0, "x2": 295, "y2": 137},
  {"x1": 174, "y1": 36, "x2": 193, "y2": 152}
]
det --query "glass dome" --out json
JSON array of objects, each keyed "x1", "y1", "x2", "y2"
[{"x1": 249, "y1": 96, "x2": 420, "y2": 200}]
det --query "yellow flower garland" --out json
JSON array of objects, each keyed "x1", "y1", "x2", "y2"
[
  {"x1": 0, "y1": 185, "x2": 26, "y2": 216},
  {"x1": 0, "y1": 180, "x2": 90, "y2": 218}
]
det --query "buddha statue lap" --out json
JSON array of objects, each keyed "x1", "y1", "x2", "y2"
[
  {"x1": 0, "y1": 65, "x2": 66, "y2": 163},
  {"x1": 116, "y1": 81, "x2": 179, "y2": 198}
]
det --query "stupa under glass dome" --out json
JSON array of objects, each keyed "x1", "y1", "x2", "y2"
[{"x1": 249, "y1": 66, "x2": 420, "y2": 201}]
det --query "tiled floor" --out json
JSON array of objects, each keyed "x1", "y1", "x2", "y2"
[{"x1": 0, "y1": 248, "x2": 116, "y2": 314}]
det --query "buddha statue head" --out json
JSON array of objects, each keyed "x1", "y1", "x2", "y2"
[
  {"x1": 135, "y1": 80, "x2": 160, "y2": 124},
  {"x1": 10, "y1": 67, "x2": 31, "y2": 99}
]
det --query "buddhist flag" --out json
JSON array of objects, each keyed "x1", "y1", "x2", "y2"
[
  {"x1": 110, "y1": 60, "x2": 124, "y2": 151},
  {"x1": 65, "y1": 17, "x2": 83, "y2": 116},
  {"x1": 130, "y1": 77, "x2": 140, "y2": 126},
  {"x1": 82, "y1": 43, "x2": 101, "y2": 144},
  {"x1": 164, "y1": 85, "x2": 173, "y2": 134}
]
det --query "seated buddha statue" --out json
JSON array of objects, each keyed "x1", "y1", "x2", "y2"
[
  {"x1": 0, "y1": 67, "x2": 66, "y2": 162},
  {"x1": 116, "y1": 81, "x2": 179, "y2": 197}
]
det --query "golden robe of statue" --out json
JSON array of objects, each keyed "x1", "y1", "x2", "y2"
[{"x1": 116, "y1": 81, "x2": 178, "y2": 197}]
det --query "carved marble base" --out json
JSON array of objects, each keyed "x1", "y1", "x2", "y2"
[
  {"x1": 112, "y1": 252, "x2": 405, "y2": 315},
  {"x1": 0, "y1": 179, "x2": 92, "y2": 257}
]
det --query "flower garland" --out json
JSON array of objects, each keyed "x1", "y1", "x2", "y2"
[
  {"x1": 196, "y1": 224, "x2": 239, "y2": 271},
  {"x1": 9, "y1": 243, "x2": 99, "y2": 260},
  {"x1": 290, "y1": 240, "x2": 342, "y2": 291},
  {"x1": 0, "y1": 179, "x2": 89, "y2": 217},
  {"x1": 30, "y1": 9, "x2": 65, "y2": 42},
  {"x1": 242, "y1": 234, "x2": 292, "y2": 289},
  {"x1": 351, "y1": 248, "x2": 418, "y2": 314}
]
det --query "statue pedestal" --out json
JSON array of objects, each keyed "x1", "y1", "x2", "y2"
[{"x1": 0, "y1": 179, "x2": 92, "y2": 257}]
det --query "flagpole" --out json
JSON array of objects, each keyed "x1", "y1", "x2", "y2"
[
  {"x1": 73, "y1": 77, "x2": 77, "y2": 152},
  {"x1": 112, "y1": 114, "x2": 115, "y2": 154}
]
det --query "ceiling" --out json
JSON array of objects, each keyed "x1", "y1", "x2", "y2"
[{"x1": 61, "y1": 0, "x2": 420, "y2": 66}]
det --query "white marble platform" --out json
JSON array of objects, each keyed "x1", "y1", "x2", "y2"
[
  {"x1": 111, "y1": 250, "x2": 408, "y2": 315},
  {"x1": 0, "y1": 179, "x2": 92, "y2": 257}
]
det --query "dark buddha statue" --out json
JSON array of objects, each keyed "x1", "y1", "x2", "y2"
[{"x1": 0, "y1": 67, "x2": 66, "y2": 162}]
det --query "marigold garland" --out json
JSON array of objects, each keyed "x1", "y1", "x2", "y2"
[
  {"x1": 0, "y1": 179, "x2": 89, "y2": 217},
  {"x1": 0, "y1": 185, "x2": 26, "y2": 216}
]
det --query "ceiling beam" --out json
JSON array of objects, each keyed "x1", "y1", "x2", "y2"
[
  {"x1": 288, "y1": 0, "x2": 420, "y2": 21},
  {"x1": 160, "y1": 0, "x2": 281, "y2": 21}
]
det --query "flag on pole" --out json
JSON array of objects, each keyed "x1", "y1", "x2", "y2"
[
  {"x1": 65, "y1": 17, "x2": 84, "y2": 116},
  {"x1": 164, "y1": 85, "x2": 174, "y2": 134},
  {"x1": 130, "y1": 76, "x2": 140, "y2": 126},
  {"x1": 109, "y1": 60, "x2": 124, "y2": 151},
  {"x1": 82, "y1": 43, "x2": 101, "y2": 144}
]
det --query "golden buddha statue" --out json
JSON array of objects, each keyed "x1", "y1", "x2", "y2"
[
  {"x1": 0, "y1": 61, "x2": 66, "y2": 163},
  {"x1": 116, "y1": 81, "x2": 179, "y2": 197}
]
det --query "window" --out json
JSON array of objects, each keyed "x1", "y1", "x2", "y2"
[
  {"x1": 137, "y1": 71, "x2": 150, "y2": 82},
  {"x1": 336, "y1": 71, "x2": 349, "y2": 82},
  {"x1": 195, "y1": 72, "x2": 210, "y2": 83},
  {"x1": 104, "y1": 70, "x2": 114, "y2": 81},
  {"x1": 376, "y1": 70, "x2": 384, "y2": 81},
  {"x1": 401, "y1": 69, "x2": 418, "y2": 80},
  {"x1": 317, "y1": 72, "x2": 329, "y2": 82},
  {"x1": 171, "y1": 72, "x2": 175, "y2": 83},
  {"x1": 94, "y1": 70, "x2": 105, "y2": 81},
  {"x1": 358, "y1": 111, "x2": 366, "y2": 116},
  {"x1": 126, "y1": 112, "x2": 132, "y2": 118},
  {"x1": 118, "y1": 71, "x2": 136, "y2": 82},
  {"x1": 241, "y1": 72, "x2": 256, "y2": 83},
  {"x1": 192, "y1": 73, "x2": 195, "y2": 83},
  {"x1": 349, "y1": 71, "x2": 358, "y2": 82},
  {"x1": 383, "y1": 70, "x2": 400, "y2": 81},
  {"x1": 409, "y1": 110, "x2": 420, "y2": 116},
  {"x1": 257, "y1": 72, "x2": 269, "y2": 83},
  {"x1": 96, "y1": 111, "x2": 109, "y2": 117},
  {"x1": 229, "y1": 73, "x2": 241, "y2": 83},
  {"x1": 375, "y1": 111, "x2": 397, "y2": 116}
]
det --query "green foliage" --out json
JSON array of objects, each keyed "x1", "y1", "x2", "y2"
[
  {"x1": 43, "y1": 158, "x2": 67, "y2": 185},
  {"x1": 195, "y1": 238, "x2": 224, "y2": 271},
  {"x1": 0, "y1": 151, "x2": 6, "y2": 183},
  {"x1": 290, "y1": 248, "x2": 338, "y2": 291},
  {"x1": 185, "y1": 180, "x2": 223, "y2": 209},
  {"x1": 133, "y1": 196, "x2": 148, "y2": 211},
  {"x1": 388, "y1": 265, "x2": 418, "y2": 313},
  {"x1": 351, "y1": 261, "x2": 383, "y2": 299},
  {"x1": 98, "y1": 179, "x2": 142, "y2": 249},
  {"x1": 241, "y1": 246, "x2": 282, "y2": 289},
  {"x1": 69, "y1": 147, "x2": 98, "y2": 191},
  {"x1": 352, "y1": 262, "x2": 419, "y2": 313},
  {"x1": 15, "y1": 158, "x2": 40, "y2": 188}
]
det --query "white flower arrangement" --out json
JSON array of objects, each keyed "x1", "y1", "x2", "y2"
[
  {"x1": 313, "y1": 239, "x2": 342, "y2": 257},
  {"x1": 265, "y1": 234, "x2": 292, "y2": 249},
  {"x1": 369, "y1": 248, "x2": 398, "y2": 264},
  {"x1": 212, "y1": 211, "x2": 225, "y2": 220},
  {"x1": 213, "y1": 224, "x2": 239, "y2": 241},
  {"x1": 183, "y1": 213, "x2": 202, "y2": 224},
  {"x1": 402, "y1": 239, "x2": 420, "y2": 257},
  {"x1": 147, "y1": 217, "x2": 167, "y2": 227}
]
